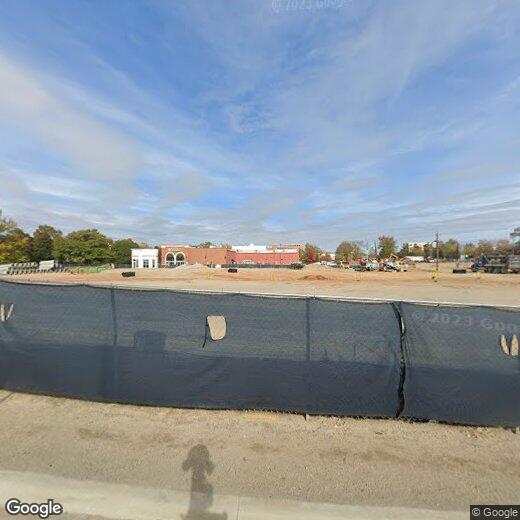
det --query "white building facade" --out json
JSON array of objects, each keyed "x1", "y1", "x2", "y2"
[
  {"x1": 131, "y1": 248, "x2": 159, "y2": 269},
  {"x1": 232, "y1": 243, "x2": 269, "y2": 253}
]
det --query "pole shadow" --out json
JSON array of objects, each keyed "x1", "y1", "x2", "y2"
[{"x1": 181, "y1": 444, "x2": 227, "y2": 520}]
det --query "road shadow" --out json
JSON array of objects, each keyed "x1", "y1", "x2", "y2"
[{"x1": 181, "y1": 444, "x2": 227, "y2": 520}]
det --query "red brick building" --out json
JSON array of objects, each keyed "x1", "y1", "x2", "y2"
[
  {"x1": 233, "y1": 250, "x2": 299, "y2": 265},
  {"x1": 159, "y1": 244, "x2": 300, "y2": 266},
  {"x1": 160, "y1": 245, "x2": 234, "y2": 267}
]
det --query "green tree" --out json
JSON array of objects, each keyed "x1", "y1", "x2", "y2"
[
  {"x1": 197, "y1": 241, "x2": 213, "y2": 248},
  {"x1": 398, "y1": 243, "x2": 411, "y2": 257},
  {"x1": 378, "y1": 235, "x2": 397, "y2": 259},
  {"x1": 112, "y1": 238, "x2": 139, "y2": 264},
  {"x1": 30, "y1": 225, "x2": 62, "y2": 262},
  {"x1": 398, "y1": 242, "x2": 425, "y2": 257},
  {"x1": 475, "y1": 240, "x2": 494, "y2": 256},
  {"x1": 0, "y1": 211, "x2": 32, "y2": 263},
  {"x1": 220, "y1": 243, "x2": 232, "y2": 249},
  {"x1": 462, "y1": 242, "x2": 477, "y2": 258},
  {"x1": 301, "y1": 243, "x2": 322, "y2": 263},
  {"x1": 53, "y1": 229, "x2": 113, "y2": 265},
  {"x1": 441, "y1": 238, "x2": 460, "y2": 261},
  {"x1": 335, "y1": 241, "x2": 363, "y2": 263}
]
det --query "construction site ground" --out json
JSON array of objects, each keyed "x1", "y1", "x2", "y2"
[{"x1": 5, "y1": 261, "x2": 520, "y2": 305}]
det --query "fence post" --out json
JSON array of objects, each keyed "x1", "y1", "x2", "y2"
[
  {"x1": 392, "y1": 302, "x2": 406, "y2": 419},
  {"x1": 306, "y1": 297, "x2": 312, "y2": 415}
]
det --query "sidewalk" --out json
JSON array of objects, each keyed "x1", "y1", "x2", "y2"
[{"x1": 0, "y1": 470, "x2": 464, "y2": 520}]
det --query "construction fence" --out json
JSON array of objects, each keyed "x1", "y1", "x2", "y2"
[{"x1": 0, "y1": 280, "x2": 519, "y2": 426}]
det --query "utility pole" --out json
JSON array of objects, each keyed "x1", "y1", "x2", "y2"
[{"x1": 435, "y1": 231, "x2": 440, "y2": 276}]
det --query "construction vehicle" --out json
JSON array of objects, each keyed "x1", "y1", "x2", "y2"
[
  {"x1": 365, "y1": 260, "x2": 379, "y2": 271},
  {"x1": 471, "y1": 253, "x2": 520, "y2": 274}
]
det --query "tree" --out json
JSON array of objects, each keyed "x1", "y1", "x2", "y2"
[
  {"x1": 0, "y1": 211, "x2": 32, "y2": 263},
  {"x1": 112, "y1": 238, "x2": 139, "y2": 264},
  {"x1": 441, "y1": 238, "x2": 460, "y2": 261},
  {"x1": 495, "y1": 239, "x2": 513, "y2": 254},
  {"x1": 220, "y1": 243, "x2": 232, "y2": 249},
  {"x1": 197, "y1": 241, "x2": 213, "y2": 248},
  {"x1": 398, "y1": 242, "x2": 424, "y2": 257},
  {"x1": 378, "y1": 235, "x2": 397, "y2": 259},
  {"x1": 422, "y1": 243, "x2": 432, "y2": 259},
  {"x1": 475, "y1": 240, "x2": 494, "y2": 256},
  {"x1": 398, "y1": 243, "x2": 411, "y2": 257},
  {"x1": 30, "y1": 225, "x2": 62, "y2": 262},
  {"x1": 53, "y1": 229, "x2": 113, "y2": 265},
  {"x1": 462, "y1": 242, "x2": 477, "y2": 258},
  {"x1": 301, "y1": 243, "x2": 322, "y2": 263},
  {"x1": 335, "y1": 241, "x2": 363, "y2": 263}
]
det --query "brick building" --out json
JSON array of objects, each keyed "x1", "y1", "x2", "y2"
[
  {"x1": 233, "y1": 250, "x2": 299, "y2": 265},
  {"x1": 159, "y1": 243, "x2": 300, "y2": 267},
  {"x1": 160, "y1": 245, "x2": 234, "y2": 267}
]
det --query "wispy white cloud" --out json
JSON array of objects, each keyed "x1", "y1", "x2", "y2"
[
  {"x1": 0, "y1": 0, "x2": 519, "y2": 246},
  {"x1": 0, "y1": 52, "x2": 142, "y2": 182}
]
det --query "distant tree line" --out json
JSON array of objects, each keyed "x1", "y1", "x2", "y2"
[
  {"x1": 398, "y1": 238, "x2": 515, "y2": 261},
  {"x1": 0, "y1": 209, "x2": 146, "y2": 265},
  {"x1": 1, "y1": 209, "x2": 516, "y2": 266},
  {"x1": 329, "y1": 236, "x2": 516, "y2": 264}
]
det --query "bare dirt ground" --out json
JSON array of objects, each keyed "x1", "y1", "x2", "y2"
[
  {"x1": 6, "y1": 262, "x2": 520, "y2": 305},
  {"x1": 0, "y1": 390, "x2": 519, "y2": 516}
]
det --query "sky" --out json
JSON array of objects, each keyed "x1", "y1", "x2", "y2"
[{"x1": 0, "y1": 0, "x2": 519, "y2": 249}]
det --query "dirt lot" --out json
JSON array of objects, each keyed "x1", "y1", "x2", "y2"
[
  {"x1": 6, "y1": 262, "x2": 520, "y2": 305},
  {"x1": 0, "y1": 390, "x2": 519, "y2": 516}
]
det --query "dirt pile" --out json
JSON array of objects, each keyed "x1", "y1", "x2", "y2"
[{"x1": 299, "y1": 274, "x2": 328, "y2": 281}]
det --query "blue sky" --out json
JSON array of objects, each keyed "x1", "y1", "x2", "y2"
[{"x1": 0, "y1": 0, "x2": 519, "y2": 248}]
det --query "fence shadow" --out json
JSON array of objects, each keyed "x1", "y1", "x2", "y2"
[{"x1": 181, "y1": 444, "x2": 227, "y2": 520}]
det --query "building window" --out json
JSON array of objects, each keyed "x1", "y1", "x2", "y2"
[
  {"x1": 175, "y1": 252, "x2": 186, "y2": 266},
  {"x1": 143, "y1": 259, "x2": 149, "y2": 268},
  {"x1": 132, "y1": 259, "x2": 138, "y2": 268},
  {"x1": 166, "y1": 253, "x2": 175, "y2": 268},
  {"x1": 152, "y1": 259, "x2": 156, "y2": 268}
]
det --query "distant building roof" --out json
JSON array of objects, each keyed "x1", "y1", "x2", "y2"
[
  {"x1": 232, "y1": 243, "x2": 298, "y2": 253},
  {"x1": 232, "y1": 243, "x2": 268, "y2": 252}
]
